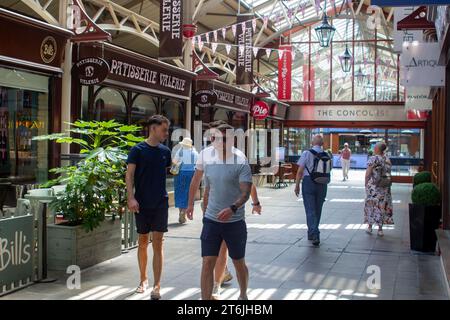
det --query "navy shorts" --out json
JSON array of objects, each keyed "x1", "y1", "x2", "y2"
[
  {"x1": 200, "y1": 217, "x2": 247, "y2": 260},
  {"x1": 134, "y1": 208, "x2": 168, "y2": 234}
]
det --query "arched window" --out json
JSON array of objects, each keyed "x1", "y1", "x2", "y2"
[
  {"x1": 92, "y1": 87, "x2": 127, "y2": 123},
  {"x1": 213, "y1": 108, "x2": 230, "y2": 123},
  {"x1": 162, "y1": 99, "x2": 185, "y2": 149}
]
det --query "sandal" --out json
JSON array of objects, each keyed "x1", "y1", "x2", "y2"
[
  {"x1": 150, "y1": 287, "x2": 161, "y2": 300},
  {"x1": 366, "y1": 225, "x2": 373, "y2": 234},
  {"x1": 377, "y1": 230, "x2": 384, "y2": 237},
  {"x1": 136, "y1": 280, "x2": 148, "y2": 294}
]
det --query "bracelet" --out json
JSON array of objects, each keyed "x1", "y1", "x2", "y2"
[{"x1": 251, "y1": 202, "x2": 260, "y2": 206}]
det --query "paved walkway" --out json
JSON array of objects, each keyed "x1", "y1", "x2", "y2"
[{"x1": 2, "y1": 170, "x2": 449, "y2": 300}]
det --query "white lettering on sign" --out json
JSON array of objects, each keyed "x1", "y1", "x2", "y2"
[
  {"x1": 215, "y1": 89, "x2": 235, "y2": 104},
  {"x1": 161, "y1": 0, "x2": 182, "y2": 40},
  {"x1": 235, "y1": 96, "x2": 250, "y2": 108},
  {"x1": 0, "y1": 231, "x2": 31, "y2": 271},
  {"x1": 110, "y1": 59, "x2": 186, "y2": 92}
]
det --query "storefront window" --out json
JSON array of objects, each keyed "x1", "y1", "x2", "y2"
[
  {"x1": 0, "y1": 68, "x2": 49, "y2": 183},
  {"x1": 231, "y1": 112, "x2": 247, "y2": 130},
  {"x1": 213, "y1": 109, "x2": 230, "y2": 122},
  {"x1": 82, "y1": 87, "x2": 128, "y2": 123},
  {"x1": 131, "y1": 94, "x2": 158, "y2": 137}
]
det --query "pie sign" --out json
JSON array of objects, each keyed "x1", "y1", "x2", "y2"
[
  {"x1": 252, "y1": 101, "x2": 269, "y2": 120},
  {"x1": 72, "y1": 57, "x2": 110, "y2": 85},
  {"x1": 193, "y1": 90, "x2": 218, "y2": 108}
]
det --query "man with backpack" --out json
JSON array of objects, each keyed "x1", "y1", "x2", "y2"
[{"x1": 294, "y1": 135, "x2": 331, "y2": 246}]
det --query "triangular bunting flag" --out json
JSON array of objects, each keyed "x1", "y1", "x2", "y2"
[
  {"x1": 213, "y1": 30, "x2": 218, "y2": 42},
  {"x1": 211, "y1": 42, "x2": 218, "y2": 53},
  {"x1": 265, "y1": 48, "x2": 271, "y2": 58},
  {"x1": 263, "y1": 17, "x2": 269, "y2": 28},
  {"x1": 253, "y1": 47, "x2": 259, "y2": 57},
  {"x1": 241, "y1": 22, "x2": 246, "y2": 31},
  {"x1": 301, "y1": 4, "x2": 305, "y2": 18},
  {"x1": 225, "y1": 44, "x2": 232, "y2": 55},
  {"x1": 222, "y1": 28, "x2": 226, "y2": 39},
  {"x1": 315, "y1": 0, "x2": 321, "y2": 15},
  {"x1": 278, "y1": 50, "x2": 284, "y2": 60},
  {"x1": 252, "y1": 19, "x2": 257, "y2": 32},
  {"x1": 198, "y1": 40, "x2": 204, "y2": 51},
  {"x1": 232, "y1": 24, "x2": 237, "y2": 37},
  {"x1": 192, "y1": 36, "x2": 196, "y2": 46},
  {"x1": 205, "y1": 32, "x2": 210, "y2": 43}
]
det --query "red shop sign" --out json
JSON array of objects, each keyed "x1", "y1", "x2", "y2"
[{"x1": 252, "y1": 101, "x2": 269, "y2": 120}]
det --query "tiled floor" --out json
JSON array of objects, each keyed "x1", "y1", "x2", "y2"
[{"x1": 2, "y1": 170, "x2": 449, "y2": 300}]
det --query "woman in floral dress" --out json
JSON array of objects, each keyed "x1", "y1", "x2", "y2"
[{"x1": 364, "y1": 142, "x2": 394, "y2": 236}]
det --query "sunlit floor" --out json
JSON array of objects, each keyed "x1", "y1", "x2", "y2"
[{"x1": 2, "y1": 170, "x2": 449, "y2": 300}]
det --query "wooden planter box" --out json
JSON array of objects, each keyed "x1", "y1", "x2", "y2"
[{"x1": 47, "y1": 218, "x2": 121, "y2": 271}]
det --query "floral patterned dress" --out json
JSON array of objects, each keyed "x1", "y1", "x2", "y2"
[{"x1": 364, "y1": 155, "x2": 394, "y2": 226}]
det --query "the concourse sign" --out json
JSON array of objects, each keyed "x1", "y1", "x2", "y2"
[{"x1": 372, "y1": 0, "x2": 450, "y2": 5}]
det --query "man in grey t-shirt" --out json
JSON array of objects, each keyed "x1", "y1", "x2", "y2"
[{"x1": 186, "y1": 123, "x2": 253, "y2": 300}]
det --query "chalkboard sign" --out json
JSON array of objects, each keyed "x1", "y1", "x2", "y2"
[{"x1": 0, "y1": 215, "x2": 34, "y2": 293}]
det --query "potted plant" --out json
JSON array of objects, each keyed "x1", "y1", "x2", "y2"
[
  {"x1": 33, "y1": 120, "x2": 143, "y2": 270},
  {"x1": 413, "y1": 171, "x2": 431, "y2": 187},
  {"x1": 409, "y1": 182, "x2": 442, "y2": 252}
]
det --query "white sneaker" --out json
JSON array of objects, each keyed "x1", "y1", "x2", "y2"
[{"x1": 211, "y1": 283, "x2": 221, "y2": 300}]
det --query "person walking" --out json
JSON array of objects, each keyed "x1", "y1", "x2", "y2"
[
  {"x1": 172, "y1": 137, "x2": 198, "y2": 224},
  {"x1": 340, "y1": 143, "x2": 351, "y2": 181},
  {"x1": 186, "y1": 122, "x2": 253, "y2": 300},
  {"x1": 126, "y1": 115, "x2": 172, "y2": 299},
  {"x1": 294, "y1": 134, "x2": 331, "y2": 246},
  {"x1": 364, "y1": 141, "x2": 393, "y2": 237}
]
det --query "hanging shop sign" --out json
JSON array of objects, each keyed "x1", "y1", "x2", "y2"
[
  {"x1": 236, "y1": 15, "x2": 254, "y2": 85},
  {"x1": 288, "y1": 104, "x2": 425, "y2": 122},
  {"x1": 278, "y1": 45, "x2": 292, "y2": 100},
  {"x1": 72, "y1": 57, "x2": 110, "y2": 85},
  {"x1": 400, "y1": 42, "x2": 445, "y2": 87},
  {"x1": 251, "y1": 101, "x2": 269, "y2": 120},
  {"x1": 393, "y1": 7, "x2": 423, "y2": 53},
  {"x1": 159, "y1": 0, "x2": 183, "y2": 59},
  {"x1": 0, "y1": 215, "x2": 34, "y2": 292},
  {"x1": 405, "y1": 87, "x2": 433, "y2": 110},
  {"x1": 193, "y1": 89, "x2": 218, "y2": 108}
]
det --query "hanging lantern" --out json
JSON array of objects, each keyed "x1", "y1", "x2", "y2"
[
  {"x1": 314, "y1": 15, "x2": 336, "y2": 48},
  {"x1": 339, "y1": 45, "x2": 352, "y2": 73},
  {"x1": 355, "y1": 66, "x2": 366, "y2": 85}
]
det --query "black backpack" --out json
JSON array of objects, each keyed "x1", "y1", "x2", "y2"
[{"x1": 306, "y1": 149, "x2": 332, "y2": 184}]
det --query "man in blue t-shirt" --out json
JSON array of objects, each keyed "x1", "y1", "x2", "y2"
[{"x1": 126, "y1": 115, "x2": 171, "y2": 300}]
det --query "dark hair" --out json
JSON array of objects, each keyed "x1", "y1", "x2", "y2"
[{"x1": 146, "y1": 115, "x2": 170, "y2": 127}]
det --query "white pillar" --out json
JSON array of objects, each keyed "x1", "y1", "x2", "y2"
[
  {"x1": 183, "y1": 0, "x2": 195, "y2": 134},
  {"x1": 59, "y1": 0, "x2": 73, "y2": 155}
]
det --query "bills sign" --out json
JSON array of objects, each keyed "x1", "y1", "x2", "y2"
[
  {"x1": 159, "y1": 0, "x2": 183, "y2": 59},
  {"x1": 278, "y1": 45, "x2": 292, "y2": 100},
  {"x1": 0, "y1": 215, "x2": 34, "y2": 293},
  {"x1": 400, "y1": 42, "x2": 445, "y2": 87},
  {"x1": 236, "y1": 15, "x2": 253, "y2": 85}
]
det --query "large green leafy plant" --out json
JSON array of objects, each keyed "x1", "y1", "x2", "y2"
[
  {"x1": 411, "y1": 182, "x2": 441, "y2": 207},
  {"x1": 34, "y1": 120, "x2": 144, "y2": 231}
]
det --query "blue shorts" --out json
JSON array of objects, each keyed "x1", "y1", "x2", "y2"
[
  {"x1": 200, "y1": 217, "x2": 247, "y2": 260},
  {"x1": 134, "y1": 208, "x2": 168, "y2": 234}
]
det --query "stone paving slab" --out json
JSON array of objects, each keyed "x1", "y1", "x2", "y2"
[{"x1": 1, "y1": 170, "x2": 449, "y2": 300}]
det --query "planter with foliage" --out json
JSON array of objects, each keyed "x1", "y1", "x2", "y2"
[
  {"x1": 34, "y1": 120, "x2": 143, "y2": 270},
  {"x1": 413, "y1": 171, "x2": 431, "y2": 187},
  {"x1": 409, "y1": 182, "x2": 442, "y2": 252}
]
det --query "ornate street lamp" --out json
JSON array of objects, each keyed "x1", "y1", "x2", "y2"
[
  {"x1": 339, "y1": 45, "x2": 352, "y2": 73},
  {"x1": 355, "y1": 66, "x2": 366, "y2": 85},
  {"x1": 314, "y1": 1, "x2": 336, "y2": 48}
]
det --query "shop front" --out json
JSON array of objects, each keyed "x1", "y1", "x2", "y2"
[
  {"x1": 0, "y1": 8, "x2": 72, "y2": 207},
  {"x1": 192, "y1": 80, "x2": 253, "y2": 133},
  {"x1": 71, "y1": 42, "x2": 195, "y2": 192}
]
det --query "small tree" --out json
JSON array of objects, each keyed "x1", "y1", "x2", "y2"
[{"x1": 34, "y1": 120, "x2": 144, "y2": 231}]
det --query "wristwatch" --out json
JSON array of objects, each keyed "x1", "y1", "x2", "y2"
[
  {"x1": 230, "y1": 204, "x2": 238, "y2": 213},
  {"x1": 251, "y1": 202, "x2": 260, "y2": 206}
]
